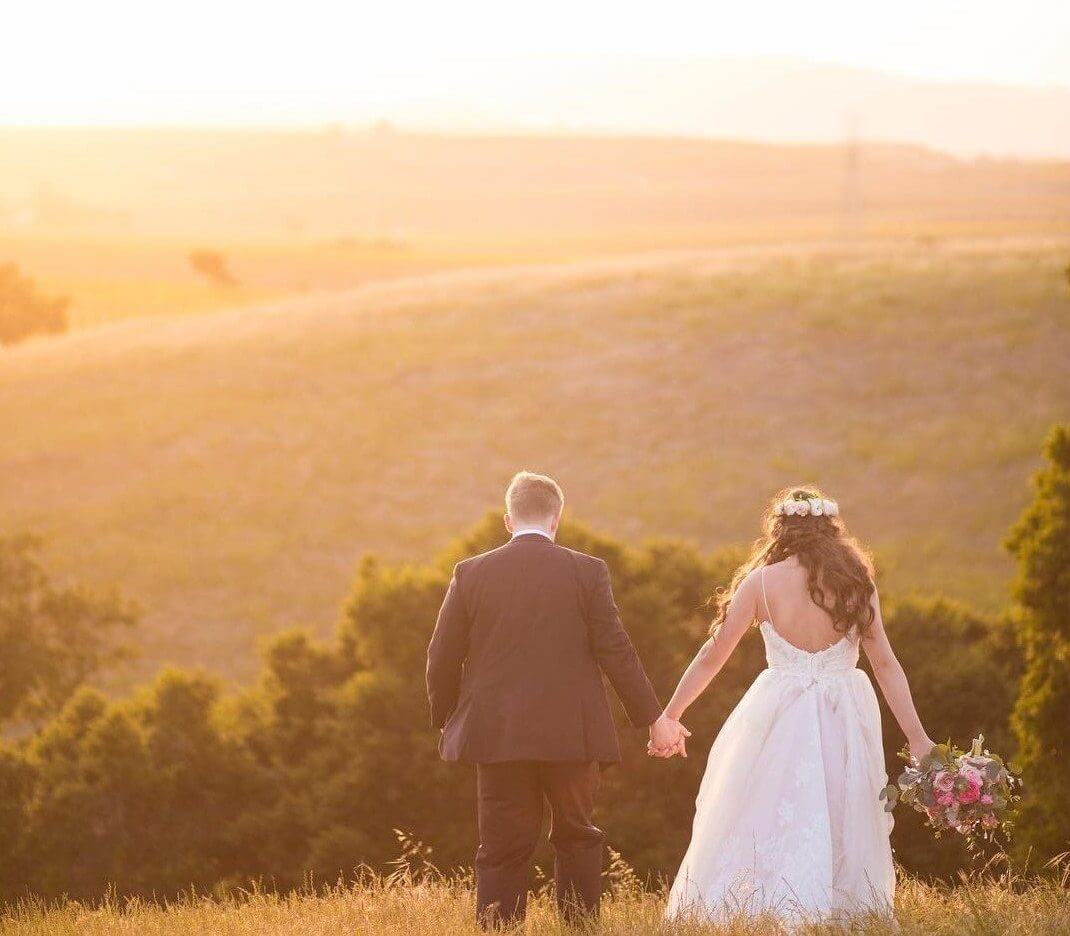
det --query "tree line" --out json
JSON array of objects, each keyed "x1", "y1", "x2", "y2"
[{"x1": 0, "y1": 427, "x2": 1066, "y2": 902}]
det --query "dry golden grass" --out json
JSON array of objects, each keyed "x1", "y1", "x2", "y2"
[{"x1": 3, "y1": 873, "x2": 1068, "y2": 936}]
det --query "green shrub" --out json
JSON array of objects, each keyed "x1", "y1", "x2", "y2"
[{"x1": 1007, "y1": 425, "x2": 1070, "y2": 860}]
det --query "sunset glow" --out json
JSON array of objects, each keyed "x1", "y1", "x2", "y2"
[{"x1": 5, "y1": 0, "x2": 1069, "y2": 128}]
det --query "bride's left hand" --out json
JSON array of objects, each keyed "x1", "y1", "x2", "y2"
[{"x1": 909, "y1": 736, "x2": 936, "y2": 764}]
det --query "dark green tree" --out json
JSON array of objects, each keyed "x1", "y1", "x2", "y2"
[
  {"x1": 16, "y1": 671, "x2": 268, "y2": 901},
  {"x1": 1007, "y1": 424, "x2": 1070, "y2": 860},
  {"x1": 0, "y1": 534, "x2": 136, "y2": 725},
  {"x1": 0, "y1": 747, "x2": 34, "y2": 896}
]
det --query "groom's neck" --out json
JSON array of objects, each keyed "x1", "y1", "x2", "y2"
[{"x1": 510, "y1": 524, "x2": 555, "y2": 541}]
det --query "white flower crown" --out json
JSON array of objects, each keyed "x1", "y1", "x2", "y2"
[{"x1": 773, "y1": 496, "x2": 839, "y2": 518}]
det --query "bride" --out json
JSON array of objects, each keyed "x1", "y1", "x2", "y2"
[{"x1": 652, "y1": 487, "x2": 934, "y2": 925}]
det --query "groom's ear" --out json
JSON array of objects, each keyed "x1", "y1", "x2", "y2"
[
  {"x1": 549, "y1": 512, "x2": 561, "y2": 534},
  {"x1": 503, "y1": 513, "x2": 514, "y2": 534}
]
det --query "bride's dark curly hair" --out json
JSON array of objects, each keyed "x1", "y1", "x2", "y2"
[{"x1": 710, "y1": 486, "x2": 877, "y2": 637}]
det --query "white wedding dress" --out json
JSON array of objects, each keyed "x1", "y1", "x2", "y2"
[{"x1": 667, "y1": 569, "x2": 894, "y2": 926}]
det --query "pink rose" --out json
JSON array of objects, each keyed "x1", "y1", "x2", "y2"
[
  {"x1": 933, "y1": 770, "x2": 956, "y2": 794},
  {"x1": 936, "y1": 793, "x2": 955, "y2": 806},
  {"x1": 960, "y1": 766, "x2": 983, "y2": 786},
  {"x1": 980, "y1": 794, "x2": 994, "y2": 805},
  {"x1": 958, "y1": 780, "x2": 981, "y2": 804}
]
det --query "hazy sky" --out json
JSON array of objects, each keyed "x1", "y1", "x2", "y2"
[{"x1": 5, "y1": 0, "x2": 1069, "y2": 125}]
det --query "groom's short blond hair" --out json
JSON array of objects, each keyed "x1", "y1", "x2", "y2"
[{"x1": 505, "y1": 471, "x2": 564, "y2": 524}]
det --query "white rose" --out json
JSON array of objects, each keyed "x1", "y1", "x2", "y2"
[
  {"x1": 809, "y1": 498, "x2": 823, "y2": 516},
  {"x1": 823, "y1": 499, "x2": 839, "y2": 517},
  {"x1": 795, "y1": 499, "x2": 811, "y2": 516},
  {"x1": 774, "y1": 502, "x2": 784, "y2": 516},
  {"x1": 784, "y1": 501, "x2": 797, "y2": 516}
]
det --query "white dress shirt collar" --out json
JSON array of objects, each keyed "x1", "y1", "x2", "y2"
[{"x1": 510, "y1": 527, "x2": 554, "y2": 541}]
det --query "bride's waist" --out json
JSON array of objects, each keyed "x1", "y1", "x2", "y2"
[{"x1": 764, "y1": 661, "x2": 859, "y2": 680}]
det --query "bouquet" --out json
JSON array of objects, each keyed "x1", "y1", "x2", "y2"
[{"x1": 880, "y1": 735, "x2": 1020, "y2": 845}]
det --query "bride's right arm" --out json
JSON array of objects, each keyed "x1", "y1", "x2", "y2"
[
  {"x1": 663, "y1": 570, "x2": 760, "y2": 722},
  {"x1": 861, "y1": 587, "x2": 934, "y2": 762}
]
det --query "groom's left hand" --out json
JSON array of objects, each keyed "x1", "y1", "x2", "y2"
[{"x1": 647, "y1": 738, "x2": 687, "y2": 758}]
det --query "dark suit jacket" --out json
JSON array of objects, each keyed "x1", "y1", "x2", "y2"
[{"x1": 426, "y1": 532, "x2": 662, "y2": 764}]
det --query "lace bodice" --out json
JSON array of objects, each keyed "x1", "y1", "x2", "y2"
[
  {"x1": 757, "y1": 565, "x2": 859, "y2": 684},
  {"x1": 759, "y1": 620, "x2": 859, "y2": 683}
]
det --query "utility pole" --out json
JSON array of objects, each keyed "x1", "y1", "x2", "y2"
[{"x1": 840, "y1": 112, "x2": 863, "y2": 242}]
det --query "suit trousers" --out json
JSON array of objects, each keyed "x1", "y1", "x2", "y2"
[{"x1": 474, "y1": 761, "x2": 603, "y2": 927}]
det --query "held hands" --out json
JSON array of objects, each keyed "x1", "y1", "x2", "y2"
[{"x1": 647, "y1": 712, "x2": 691, "y2": 759}]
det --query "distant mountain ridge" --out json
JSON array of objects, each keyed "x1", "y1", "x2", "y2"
[{"x1": 382, "y1": 56, "x2": 1070, "y2": 159}]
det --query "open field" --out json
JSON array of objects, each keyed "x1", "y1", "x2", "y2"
[
  {"x1": 0, "y1": 233, "x2": 533, "y2": 329},
  {"x1": 3, "y1": 874, "x2": 1068, "y2": 936},
  {"x1": 2, "y1": 129, "x2": 1069, "y2": 327},
  {"x1": 1, "y1": 237, "x2": 1067, "y2": 683}
]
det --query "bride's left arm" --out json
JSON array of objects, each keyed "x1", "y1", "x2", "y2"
[
  {"x1": 662, "y1": 570, "x2": 760, "y2": 724},
  {"x1": 861, "y1": 587, "x2": 934, "y2": 762}
]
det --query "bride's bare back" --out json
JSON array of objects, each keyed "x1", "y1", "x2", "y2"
[{"x1": 758, "y1": 557, "x2": 846, "y2": 653}]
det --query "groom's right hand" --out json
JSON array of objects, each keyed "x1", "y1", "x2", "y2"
[{"x1": 648, "y1": 713, "x2": 690, "y2": 758}]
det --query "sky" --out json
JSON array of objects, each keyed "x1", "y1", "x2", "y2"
[{"x1": 4, "y1": 0, "x2": 1069, "y2": 126}]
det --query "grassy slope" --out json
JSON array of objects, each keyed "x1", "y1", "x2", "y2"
[
  {"x1": 3, "y1": 129, "x2": 1069, "y2": 329},
  {"x1": 1, "y1": 240, "x2": 1067, "y2": 681},
  {"x1": 3, "y1": 876, "x2": 1068, "y2": 935}
]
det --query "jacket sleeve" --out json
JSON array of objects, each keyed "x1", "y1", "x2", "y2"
[
  {"x1": 426, "y1": 563, "x2": 472, "y2": 729},
  {"x1": 584, "y1": 559, "x2": 663, "y2": 728}
]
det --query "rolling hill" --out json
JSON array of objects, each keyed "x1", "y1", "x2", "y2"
[
  {"x1": 2, "y1": 238, "x2": 1067, "y2": 683},
  {"x1": 3, "y1": 128, "x2": 1069, "y2": 245},
  {"x1": 2, "y1": 127, "x2": 1068, "y2": 330}
]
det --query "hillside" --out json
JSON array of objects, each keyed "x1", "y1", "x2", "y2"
[
  {"x1": 2, "y1": 238, "x2": 1067, "y2": 682},
  {"x1": 4, "y1": 129, "x2": 1068, "y2": 243},
  {"x1": 2, "y1": 128, "x2": 1068, "y2": 329}
]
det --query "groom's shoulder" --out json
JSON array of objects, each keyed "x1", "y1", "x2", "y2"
[
  {"x1": 552, "y1": 543, "x2": 607, "y2": 576},
  {"x1": 451, "y1": 540, "x2": 518, "y2": 574}
]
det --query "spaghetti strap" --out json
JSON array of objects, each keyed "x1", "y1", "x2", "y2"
[{"x1": 760, "y1": 566, "x2": 773, "y2": 626}]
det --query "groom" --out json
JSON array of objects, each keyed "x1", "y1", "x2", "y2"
[{"x1": 427, "y1": 471, "x2": 688, "y2": 927}]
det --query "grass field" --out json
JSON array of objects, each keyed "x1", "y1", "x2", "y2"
[
  {"x1": 3, "y1": 128, "x2": 1069, "y2": 330},
  {"x1": 4, "y1": 872, "x2": 1068, "y2": 935},
  {"x1": 2, "y1": 238, "x2": 1067, "y2": 683},
  {"x1": 0, "y1": 233, "x2": 534, "y2": 329}
]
